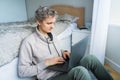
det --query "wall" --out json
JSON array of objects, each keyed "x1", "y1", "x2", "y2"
[
  {"x1": 109, "y1": 0, "x2": 120, "y2": 25},
  {"x1": 105, "y1": 0, "x2": 120, "y2": 73},
  {"x1": 105, "y1": 25, "x2": 120, "y2": 73},
  {"x1": 0, "y1": 0, "x2": 27, "y2": 23},
  {"x1": 25, "y1": 0, "x2": 93, "y2": 25}
]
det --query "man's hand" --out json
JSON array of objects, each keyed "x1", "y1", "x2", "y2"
[
  {"x1": 45, "y1": 57, "x2": 65, "y2": 66},
  {"x1": 62, "y1": 50, "x2": 70, "y2": 60}
]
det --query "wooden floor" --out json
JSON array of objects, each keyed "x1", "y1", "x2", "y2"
[{"x1": 104, "y1": 63, "x2": 120, "y2": 80}]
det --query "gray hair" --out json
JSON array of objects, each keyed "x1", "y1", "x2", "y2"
[{"x1": 35, "y1": 6, "x2": 57, "y2": 22}]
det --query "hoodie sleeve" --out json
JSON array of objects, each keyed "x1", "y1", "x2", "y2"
[{"x1": 18, "y1": 40, "x2": 47, "y2": 78}]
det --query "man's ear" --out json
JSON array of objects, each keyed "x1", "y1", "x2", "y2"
[{"x1": 36, "y1": 20, "x2": 41, "y2": 26}]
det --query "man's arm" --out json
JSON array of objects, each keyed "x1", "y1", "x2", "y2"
[{"x1": 18, "y1": 40, "x2": 47, "y2": 78}]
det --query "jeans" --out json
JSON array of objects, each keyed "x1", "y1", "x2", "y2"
[{"x1": 48, "y1": 55, "x2": 113, "y2": 80}]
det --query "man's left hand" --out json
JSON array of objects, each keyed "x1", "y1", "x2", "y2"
[{"x1": 62, "y1": 50, "x2": 70, "y2": 60}]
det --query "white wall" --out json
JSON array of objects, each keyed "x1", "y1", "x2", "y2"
[
  {"x1": 25, "y1": 0, "x2": 93, "y2": 24},
  {"x1": 105, "y1": 0, "x2": 120, "y2": 73},
  {"x1": 0, "y1": 0, "x2": 27, "y2": 23},
  {"x1": 105, "y1": 25, "x2": 120, "y2": 73},
  {"x1": 109, "y1": 0, "x2": 120, "y2": 25}
]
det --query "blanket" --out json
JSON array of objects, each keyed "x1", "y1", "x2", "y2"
[{"x1": 0, "y1": 27, "x2": 34, "y2": 67}]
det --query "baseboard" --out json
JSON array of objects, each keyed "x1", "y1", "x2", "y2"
[{"x1": 105, "y1": 57, "x2": 120, "y2": 73}]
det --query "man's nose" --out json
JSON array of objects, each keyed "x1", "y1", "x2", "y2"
[{"x1": 51, "y1": 24, "x2": 55, "y2": 28}]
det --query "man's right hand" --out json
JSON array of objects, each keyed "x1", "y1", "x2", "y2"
[{"x1": 45, "y1": 57, "x2": 65, "y2": 66}]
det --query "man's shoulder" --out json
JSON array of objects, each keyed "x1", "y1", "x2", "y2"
[{"x1": 22, "y1": 32, "x2": 36, "y2": 44}]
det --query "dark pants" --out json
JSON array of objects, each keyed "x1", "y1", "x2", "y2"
[{"x1": 48, "y1": 55, "x2": 113, "y2": 80}]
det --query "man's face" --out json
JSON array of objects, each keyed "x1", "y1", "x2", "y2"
[{"x1": 37, "y1": 16, "x2": 56, "y2": 33}]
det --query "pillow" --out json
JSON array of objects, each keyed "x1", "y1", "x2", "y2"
[
  {"x1": 0, "y1": 27, "x2": 34, "y2": 67},
  {"x1": 52, "y1": 21, "x2": 72, "y2": 36},
  {"x1": 57, "y1": 13, "x2": 79, "y2": 23}
]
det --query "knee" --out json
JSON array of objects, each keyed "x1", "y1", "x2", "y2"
[
  {"x1": 69, "y1": 66, "x2": 91, "y2": 79},
  {"x1": 80, "y1": 55, "x2": 101, "y2": 68},
  {"x1": 85, "y1": 55, "x2": 97, "y2": 60},
  {"x1": 72, "y1": 66, "x2": 87, "y2": 73},
  {"x1": 70, "y1": 66, "x2": 89, "y2": 76},
  {"x1": 81, "y1": 55, "x2": 99, "y2": 63}
]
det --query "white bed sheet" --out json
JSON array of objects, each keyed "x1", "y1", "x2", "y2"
[{"x1": 0, "y1": 58, "x2": 34, "y2": 80}]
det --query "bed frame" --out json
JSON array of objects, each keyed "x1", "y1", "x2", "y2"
[{"x1": 50, "y1": 5, "x2": 85, "y2": 28}]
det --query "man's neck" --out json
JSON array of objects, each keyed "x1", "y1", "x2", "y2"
[{"x1": 38, "y1": 26, "x2": 48, "y2": 38}]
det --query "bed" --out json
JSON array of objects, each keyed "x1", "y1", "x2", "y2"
[
  {"x1": 0, "y1": 5, "x2": 92, "y2": 80},
  {"x1": 51, "y1": 5, "x2": 87, "y2": 51}
]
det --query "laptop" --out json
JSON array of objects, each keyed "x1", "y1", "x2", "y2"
[{"x1": 47, "y1": 36, "x2": 89, "y2": 72}]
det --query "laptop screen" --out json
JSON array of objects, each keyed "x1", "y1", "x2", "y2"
[{"x1": 69, "y1": 36, "x2": 89, "y2": 69}]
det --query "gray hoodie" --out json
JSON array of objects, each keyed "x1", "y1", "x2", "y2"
[{"x1": 18, "y1": 27, "x2": 63, "y2": 80}]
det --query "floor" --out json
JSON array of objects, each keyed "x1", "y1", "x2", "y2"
[{"x1": 105, "y1": 63, "x2": 120, "y2": 80}]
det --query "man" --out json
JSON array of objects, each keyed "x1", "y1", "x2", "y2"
[{"x1": 18, "y1": 6, "x2": 113, "y2": 80}]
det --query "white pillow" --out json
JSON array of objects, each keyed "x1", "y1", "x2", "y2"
[
  {"x1": 52, "y1": 21, "x2": 71, "y2": 36},
  {"x1": 57, "y1": 13, "x2": 79, "y2": 23}
]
